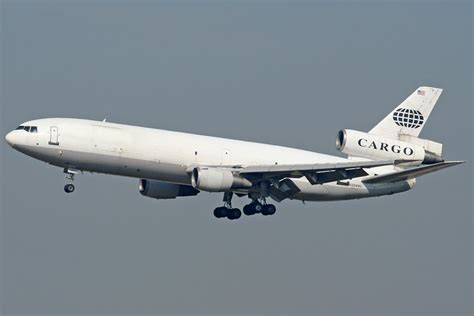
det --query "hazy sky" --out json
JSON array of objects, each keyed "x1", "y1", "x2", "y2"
[{"x1": 1, "y1": 1, "x2": 472, "y2": 315}]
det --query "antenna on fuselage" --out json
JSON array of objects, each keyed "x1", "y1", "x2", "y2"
[{"x1": 102, "y1": 118, "x2": 107, "y2": 122}]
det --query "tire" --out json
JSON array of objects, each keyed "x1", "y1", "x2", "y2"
[
  {"x1": 213, "y1": 207, "x2": 227, "y2": 218},
  {"x1": 253, "y1": 203, "x2": 263, "y2": 213},
  {"x1": 243, "y1": 205, "x2": 254, "y2": 216},
  {"x1": 227, "y1": 209, "x2": 235, "y2": 220},
  {"x1": 64, "y1": 184, "x2": 75, "y2": 193},
  {"x1": 266, "y1": 204, "x2": 276, "y2": 215},
  {"x1": 227, "y1": 208, "x2": 241, "y2": 220},
  {"x1": 261, "y1": 204, "x2": 276, "y2": 216},
  {"x1": 231, "y1": 208, "x2": 241, "y2": 219}
]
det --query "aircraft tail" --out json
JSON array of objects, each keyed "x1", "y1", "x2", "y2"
[
  {"x1": 339, "y1": 86, "x2": 445, "y2": 161},
  {"x1": 369, "y1": 86, "x2": 443, "y2": 140}
]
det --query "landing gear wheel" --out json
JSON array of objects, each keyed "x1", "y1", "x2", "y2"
[
  {"x1": 213, "y1": 207, "x2": 228, "y2": 218},
  {"x1": 227, "y1": 208, "x2": 242, "y2": 220},
  {"x1": 253, "y1": 202, "x2": 263, "y2": 213},
  {"x1": 243, "y1": 204, "x2": 255, "y2": 216},
  {"x1": 243, "y1": 203, "x2": 262, "y2": 215},
  {"x1": 262, "y1": 204, "x2": 276, "y2": 216},
  {"x1": 64, "y1": 183, "x2": 75, "y2": 193}
]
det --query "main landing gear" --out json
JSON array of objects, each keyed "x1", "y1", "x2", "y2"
[
  {"x1": 213, "y1": 192, "x2": 277, "y2": 220},
  {"x1": 213, "y1": 192, "x2": 242, "y2": 220},
  {"x1": 63, "y1": 168, "x2": 78, "y2": 193},
  {"x1": 213, "y1": 206, "x2": 242, "y2": 220},
  {"x1": 243, "y1": 201, "x2": 276, "y2": 216}
]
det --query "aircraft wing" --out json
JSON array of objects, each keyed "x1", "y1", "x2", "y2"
[
  {"x1": 238, "y1": 160, "x2": 398, "y2": 185},
  {"x1": 187, "y1": 160, "x2": 407, "y2": 202},
  {"x1": 362, "y1": 161, "x2": 464, "y2": 184}
]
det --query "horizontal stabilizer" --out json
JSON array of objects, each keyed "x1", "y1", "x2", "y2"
[{"x1": 362, "y1": 161, "x2": 464, "y2": 184}]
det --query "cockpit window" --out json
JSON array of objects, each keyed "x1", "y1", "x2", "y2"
[{"x1": 14, "y1": 125, "x2": 38, "y2": 133}]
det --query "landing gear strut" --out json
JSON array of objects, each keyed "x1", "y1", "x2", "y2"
[
  {"x1": 242, "y1": 182, "x2": 277, "y2": 217},
  {"x1": 63, "y1": 168, "x2": 77, "y2": 193}
]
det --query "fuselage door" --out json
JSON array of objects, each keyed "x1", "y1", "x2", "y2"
[{"x1": 49, "y1": 126, "x2": 59, "y2": 145}]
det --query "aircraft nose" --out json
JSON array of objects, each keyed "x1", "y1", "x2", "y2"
[{"x1": 5, "y1": 131, "x2": 16, "y2": 147}]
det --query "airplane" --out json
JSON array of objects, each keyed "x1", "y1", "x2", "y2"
[{"x1": 4, "y1": 86, "x2": 464, "y2": 220}]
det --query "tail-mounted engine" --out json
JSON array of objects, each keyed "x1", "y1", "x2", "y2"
[{"x1": 336, "y1": 129, "x2": 443, "y2": 164}]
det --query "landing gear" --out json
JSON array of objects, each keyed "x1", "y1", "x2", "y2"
[
  {"x1": 243, "y1": 202, "x2": 262, "y2": 215},
  {"x1": 213, "y1": 206, "x2": 242, "y2": 220},
  {"x1": 64, "y1": 183, "x2": 75, "y2": 193},
  {"x1": 228, "y1": 208, "x2": 242, "y2": 220},
  {"x1": 245, "y1": 182, "x2": 277, "y2": 216},
  {"x1": 213, "y1": 191, "x2": 277, "y2": 220},
  {"x1": 213, "y1": 192, "x2": 242, "y2": 220},
  {"x1": 243, "y1": 199, "x2": 277, "y2": 217},
  {"x1": 213, "y1": 206, "x2": 227, "y2": 218},
  {"x1": 261, "y1": 203, "x2": 276, "y2": 216},
  {"x1": 245, "y1": 202, "x2": 277, "y2": 216},
  {"x1": 63, "y1": 168, "x2": 78, "y2": 194}
]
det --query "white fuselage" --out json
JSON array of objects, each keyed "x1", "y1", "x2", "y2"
[{"x1": 5, "y1": 118, "x2": 414, "y2": 201}]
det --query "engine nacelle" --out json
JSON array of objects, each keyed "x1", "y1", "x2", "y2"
[
  {"x1": 191, "y1": 167, "x2": 252, "y2": 192},
  {"x1": 336, "y1": 129, "x2": 443, "y2": 164},
  {"x1": 139, "y1": 179, "x2": 199, "y2": 199}
]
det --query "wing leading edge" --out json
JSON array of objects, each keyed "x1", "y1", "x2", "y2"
[{"x1": 239, "y1": 160, "x2": 400, "y2": 184}]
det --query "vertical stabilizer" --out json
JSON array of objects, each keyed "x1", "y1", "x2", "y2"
[{"x1": 369, "y1": 86, "x2": 443, "y2": 139}]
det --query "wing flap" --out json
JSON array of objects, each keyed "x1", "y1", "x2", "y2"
[
  {"x1": 362, "y1": 161, "x2": 464, "y2": 184},
  {"x1": 269, "y1": 179, "x2": 301, "y2": 202},
  {"x1": 304, "y1": 168, "x2": 368, "y2": 185}
]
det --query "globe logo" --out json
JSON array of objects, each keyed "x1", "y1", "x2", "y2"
[{"x1": 392, "y1": 108, "x2": 424, "y2": 129}]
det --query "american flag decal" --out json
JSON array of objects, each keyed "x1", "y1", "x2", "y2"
[{"x1": 417, "y1": 89, "x2": 425, "y2": 96}]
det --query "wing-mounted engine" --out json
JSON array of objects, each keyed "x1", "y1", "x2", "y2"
[
  {"x1": 336, "y1": 129, "x2": 443, "y2": 164},
  {"x1": 139, "y1": 179, "x2": 199, "y2": 199},
  {"x1": 191, "y1": 167, "x2": 252, "y2": 192}
]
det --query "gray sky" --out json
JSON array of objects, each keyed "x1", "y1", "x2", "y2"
[{"x1": 1, "y1": 1, "x2": 472, "y2": 315}]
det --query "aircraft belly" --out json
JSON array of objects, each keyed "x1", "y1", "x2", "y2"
[{"x1": 14, "y1": 145, "x2": 190, "y2": 184}]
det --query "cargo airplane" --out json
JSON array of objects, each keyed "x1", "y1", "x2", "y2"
[{"x1": 5, "y1": 86, "x2": 463, "y2": 220}]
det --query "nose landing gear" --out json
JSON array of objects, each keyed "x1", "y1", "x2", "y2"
[
  {"x1": 63, "y1": 168, "x2": 78, "y2": 194},
  {"x1": 64, "y1": 183, "x2": 75, "y2": 193}
]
